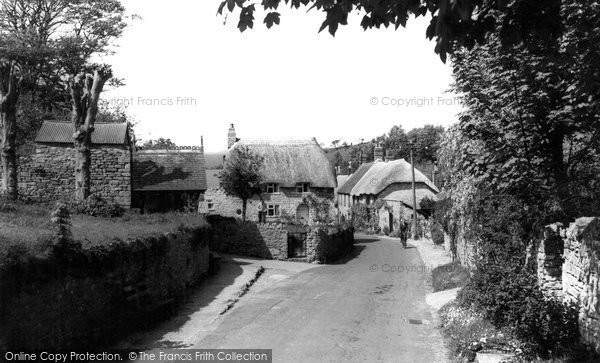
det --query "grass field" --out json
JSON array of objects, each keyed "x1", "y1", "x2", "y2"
[{"x1": 0, "y1": 199, "x2": 207, "y2": 255}]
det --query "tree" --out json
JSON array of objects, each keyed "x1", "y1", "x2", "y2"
[
  {"x1": 218, "y1": 0, "x2": 562, "y2": 62},
  {"x1": 331, "y1": 139, "x2": 340, "y2": 148},
  {"x1": 0, "y1": 0, "x2": 129, "y2": 199},
  {"x1": 448, "y1": 0, "x2": 600, "y2": 221},
  {"x1": 407, "y1": 124, "x2": 445, "y2": 164},
  {"x1": 70, "y1": 66, "x2": 112, "y2": 200},
  {"x1": 141, "y1": 137, "x2": 177, "y2": 150},
  {"x1": 219, "y1": 145, "x2": 264, "y2": 221}
]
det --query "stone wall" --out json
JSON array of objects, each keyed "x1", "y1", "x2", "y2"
[
  {"x1": 536, "y1": 224, "x2": 565, "y2": 299},
  {"x1": 17, "y1": 143, "x2": 132, "y2": 208},
  {"x1": 207, "y1": 216, "x2": 354, "y2": 263},
  {"x1": 200, "y1": 187, "x2": 334, "y2": 223},
  {"x1": 561, "y1": 217, "x2": 600, "y2": 351},
  {"x1": 0, "y1": 227, "x2": 210, "y2": 350}
]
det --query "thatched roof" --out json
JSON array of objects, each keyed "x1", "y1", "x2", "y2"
[
  {"x1": 35, "y1": 121, "x2": 129, "y2": 145},
  {"x1": 227, "y1": 139, "x2": 337, "y2": 188},
  {"x1": 339, "y1": 159, "x2": 439, "y2": 196},
  {"x1": 133, "y1": 149, "x2": 207, "y2": 191},
  {"x1": 381, "y1": 187, "x2": 438, "y2": 209}
]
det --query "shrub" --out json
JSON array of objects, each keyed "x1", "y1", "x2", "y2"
[
  {"x1": 69, "y1": 195, "x2": 124, "y2": 218},
  {"x1": 431, "y1": 221, "x2": 444, "y2": 245},
  {"x1": 382, "y1": 226, "x2": 390, "y2": 236},
  {"x1": 457, "y1": 264, "x2": 580, "y2": 358}
]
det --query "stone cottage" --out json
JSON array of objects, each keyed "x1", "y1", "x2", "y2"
[
  {"x1": 20, "y1": 120, "x2": 133, "y2": 207},
  {"x1": 337, "y1": 144, "x2": 439, "y2": 234},
  {"x1": 199, "y1": 130, "x2": 337, "y2": 223},
  {"x1": 18, "y1": 120, "x2": 207, "y2": 211}
]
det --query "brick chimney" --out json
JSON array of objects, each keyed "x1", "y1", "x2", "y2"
[
  {"x1": 227, "y1": 123, "x2": 236, "y2": 149},
  {"x1": 384, "y1": 149, "x2": 395, "y2": 162},
  {"x1": 374, "y1": 143, "x2": 384, "y2": 161},
  {"x1": 359, "y1": 150, "x2": 367, "y2": 165}
]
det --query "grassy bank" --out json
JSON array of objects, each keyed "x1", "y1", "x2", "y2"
[{"x1": 0, "y1": 199, "x2": 206, "y2": 256}]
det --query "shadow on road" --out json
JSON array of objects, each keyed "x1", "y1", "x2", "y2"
[
  {"x1": 330, "y1": 245, "x2": 367, "y2": 265},
  {"x1": 354, "y1": 237, "x2": 380, "y2": 244},
  {"x1": 117, "y1": 259, "x2": 244, "y2": 350}
]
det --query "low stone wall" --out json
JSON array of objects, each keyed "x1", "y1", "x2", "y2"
[
  {"x1": 561, "y1": 217, "x2": 600, "y2": 352},
  {"x1": 531, "y1": 218, "x2": 600, "y2": 352},
  {"x1": 0, "y1": 227, "x2": 210, "y2": 350},
  {"x1": 207, "y1": 216, "x2": 354, "y2": 263}
]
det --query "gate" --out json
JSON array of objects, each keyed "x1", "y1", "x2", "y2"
[{"x1": 288, "y1": 232, "x2": 307, "y2": 258}]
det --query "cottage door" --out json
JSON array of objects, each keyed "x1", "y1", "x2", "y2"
[
  {"x1": 296, "y1": 204, "x2": 309, "y2": 224},
  {"x1": 389, "y1": 212, "x2": 394, "y2": 233}
]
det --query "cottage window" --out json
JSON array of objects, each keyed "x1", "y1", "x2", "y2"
[
  {"x1": 267, "y1": 204, "x2": 280, "y2": 217},
  {"x1": 296, "y1": 183, "x2": 310, "y2": 193},
  {"x1": 266, "y1": 183, "x2": 279, "y2": 193},
  {"x1": 207, "y1": 199, "x2": 214, "y2": 211}
]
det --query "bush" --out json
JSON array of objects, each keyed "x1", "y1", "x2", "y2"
[
  {"x1": 457, "y1": 262, "x2": 580, "y2": 358},
  {"x1": 69, "y1": 195, "x2": 124, "y2": 218},
  {"x1": 431, "y1": 222, "x2": 444, "y2": 245},
  {"x1": 382, "y1": 226, "x2": 390, "y2": 236}
]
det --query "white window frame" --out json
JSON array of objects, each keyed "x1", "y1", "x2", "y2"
[
  {"x1": 296, "y1": 183, "x2": 310, "y2": 193},
  {"x1": 266, "y1": 183, "x2": 279, "y2": 194},
  {"x1": 267, "y1": 204, "x2": 280, "y2": 217},
  {"x1": 207, "y1": 199, "x2": 215, "y2": 211}
]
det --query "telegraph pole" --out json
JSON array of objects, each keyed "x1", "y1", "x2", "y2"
[{"x1": 409, "y1": 141, "x2": 418, "y2": 239}]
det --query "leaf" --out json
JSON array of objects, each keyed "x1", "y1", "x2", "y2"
[{"x1": 264, "y1": 12, "x2": 280, "y2": 29}]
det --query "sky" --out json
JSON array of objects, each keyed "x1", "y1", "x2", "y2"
[{"x1": 102, "y1": 0, "x2": 462, "y2": 152}]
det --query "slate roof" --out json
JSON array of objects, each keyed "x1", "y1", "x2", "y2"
[
  {"x1": 35, "y1": 121, "x2": 129, "y2": 145},
  {"x1": 336, "y1": 162, "x2": 374, "y2": 194},
  {"x1": 227, "y1": 139, "x2": 337, "y2": 188},
  {"x1": 133, "y1": 150, "x2": 207, "y2": 191}
]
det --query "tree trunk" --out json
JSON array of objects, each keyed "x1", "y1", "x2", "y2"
[
  {"x1": 70, "y1": 67, "x2": 112, "y2": 201},
  {"x1": 242, "y1": 198, "x2": 247, "y2": 221},
  {"x1": 0, "y1": 62, "x2": 20, "y2": 200}
]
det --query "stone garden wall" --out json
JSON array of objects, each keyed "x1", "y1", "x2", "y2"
[
  {"x1": 207, "y1": 215, "x2": 354, "y2": 263},
  {"x1": 17, "y1": 144, "x2": 132, "y2": 208},
  {"x1": 0, "y1": 227, "x2": 210, "y2": 351},
  {"x1": 534, "y1": 217, "x2": 600, "y2": 352}
]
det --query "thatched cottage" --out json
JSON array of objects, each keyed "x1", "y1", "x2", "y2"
[
  {"x1": 337, "y1": 146, "x2": 439, "y2": 234},
  {"x1": 17, "y1": 120, "x2": 207, "y2": 211},
  {"x1": 200, "y1": 133, "x2": 337, "y2": 223}
]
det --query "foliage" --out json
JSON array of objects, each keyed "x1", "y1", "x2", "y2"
[
  {"x1": 301, "y1": 192, "x2": 334, "y2": 225},
  {"x1": 69, "y1": 194, "x2": 124, "y2": 218},
  {"x1": 431, "y1": 262, "x2": 470, "y2": 292},
  {"x1": 350, "y1": 203, "x2": 379, "y2": 234},
  {"x1": 140, "y1": 137, "x2": 178, "y2": 150},
  {"x1": 430, "y1": 221, "x2": 444, "y2": 246},
  {"x1": 451, "y1": 1, "x2": 600, "y2": 223},
  {"x1": 453, "y1": 191, "x2": 580, "y2": 358},
  {"x1": 218, "y1": 0, "x2": 562, "y2": 62},
  {"x1": 219, "y1": 145, "x2": 264, "y2": 221}
]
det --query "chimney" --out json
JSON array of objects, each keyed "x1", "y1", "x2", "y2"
[
  {"x1": 384, "y1": 149, "x2": 395, "y2": 162},
  {"x1": 348, "y1": 160, "x2": 353, "y2": 174},
  {"x1": 374, "y1": 143, "x2": 384, "y2": 161},
  {"x1": 227, "y1": 123, "x2": 236, "y2": 149},
  {"x1": 359, "y1": 150, "x2": 367, "y2": 165}
]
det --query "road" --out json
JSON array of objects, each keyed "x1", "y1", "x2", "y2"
[{"x1": 123, "y1": 235, "x2": 448, "y2": 363}]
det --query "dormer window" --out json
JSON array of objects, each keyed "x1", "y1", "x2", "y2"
[
  {"x1": 266, "y1": 183, "x2": 279, "y2": 194},
  {"x1": 296, "y1": 183, "x2": 310, "y2": 193}
]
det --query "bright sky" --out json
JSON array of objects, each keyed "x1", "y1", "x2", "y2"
[{"x1": 102, "y1": 0, "x2": 461, "y2": 152}]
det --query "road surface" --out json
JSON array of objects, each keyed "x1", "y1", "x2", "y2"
[{"x1": 123, "y1": 235, "x2": 448, "y2": 363}]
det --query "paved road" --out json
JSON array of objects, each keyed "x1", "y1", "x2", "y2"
[
  {"x1": 198, "y1": 235, "x2": 446, "y2": 362},
  {"x1": 124, "y1": 235, "x2": 447, "y2": 362}
]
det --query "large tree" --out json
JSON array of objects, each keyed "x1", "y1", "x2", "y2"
[
  {"x1": 219, "y1": 145, "x2": 264, "y2": 221},
  {"x1": 0, "y1": 0, "x2": 129, "y2": 200},
  {"x1": 449, "y1": 0, "x2": 600, "y2": 221},
  {"x1": 219, "y1": 0, "x2": 562, "y2": 62}
]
